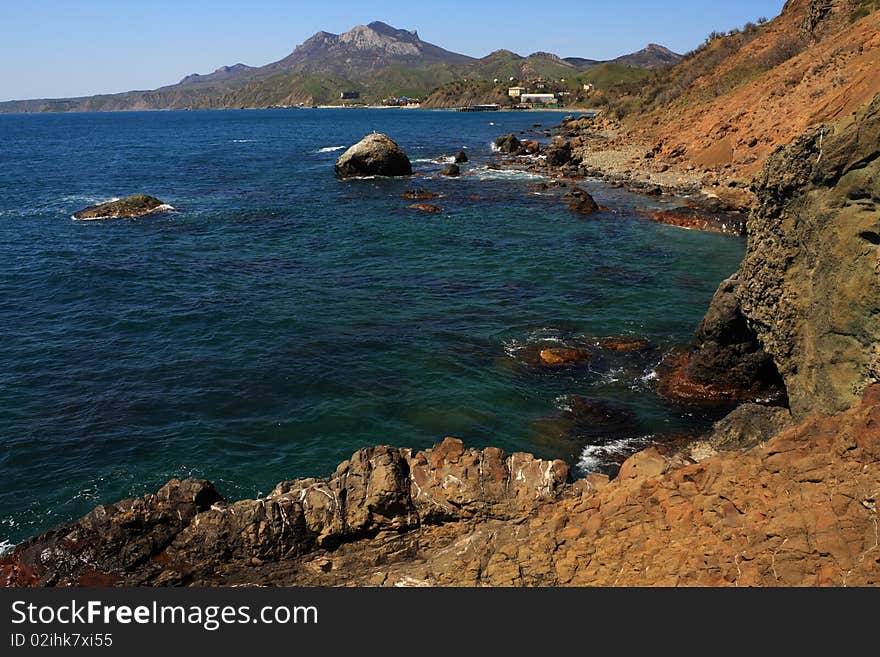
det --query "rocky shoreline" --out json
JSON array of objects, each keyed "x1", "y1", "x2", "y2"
[
  {"x1": 3, "y1": 90, "x2": 878, "y2": 588},
  {"x1": 482, "y1": 124, "x2": 750, "y2": 241}
]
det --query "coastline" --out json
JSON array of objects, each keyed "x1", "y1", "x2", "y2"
[{"x1": 3, "y1": 92, "x2": 879, "y2": 588}]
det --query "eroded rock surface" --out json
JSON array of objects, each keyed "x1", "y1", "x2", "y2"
[
  {"x1": 1, "y1": 439, "x2": 568, "y2": 586},
  {"x1": 739, "y1": 94, "x2": 880, "y2": 418}
]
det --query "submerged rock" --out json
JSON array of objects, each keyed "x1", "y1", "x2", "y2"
[
  {"x1": 532, "y1": 396, "x2": 641, "y2": 464},
  {"x1": 538, "y1": 347, "x2": 593, "y2": 366},
  {"x1": 335, "y1": 133, "x2": 412, "y2": 178},
  {"x1": 73, "y1": 194, "x2": 173, "y2": 220},
  {"x1": 512, "y1": 343, "x2": 594, "y2": 369},
  {"x1": 402, "y1": 188, "x2": 442, "y2": 200},
  {"x1": 408, "y1": 203, "x2": 443, "y2": 213},
  {"x1": 596, "y1": 337, "x2": 654, "y2": 352}
]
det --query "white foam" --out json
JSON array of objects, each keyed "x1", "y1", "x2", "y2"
[
  {"x1": 553, "y1": 395, "x2": 573, "y2": 413},
  {"x1": 316, "y1": 145, "x2": 345, "y2": 153},
  {"x1": 473, "y1": 166, "x2": 545, "y2": 181},
  {"x1": 577, "y1": 435, "x2": 654, "y2": 473},
  {"x1": 503, "y1": 328, "x2": 568, "y2": 358},
  {"x1": 232, "y1": 139, "x2": 257, "y2": 143},
  {"x1": 598, "y1": 367, "x2": 625, "y2": 385},
  {"x1": 0, "y1": 538, "x2": 13, "y2": 556},
  {"x1": 641, "y1": 368, "x2": 659, "y2": 382}
]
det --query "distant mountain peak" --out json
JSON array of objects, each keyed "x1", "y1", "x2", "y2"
[
  {"x1": 486, "y1": 49, "x2": 519, "y2": 58},
  {"x1": 367, "y1": 20, "x2": 419, "y2": 39},
  {"x1": 273, "y1": 21, "x2": 474, "y2": 77},
  {"x1": 612, "y1": 43, "x2": 682, "y2": 68},
  {"x1": 178, "y1": 62, "x2": 255, "y2": 85}
]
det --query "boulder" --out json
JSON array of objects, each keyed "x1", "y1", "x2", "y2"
[
  {"x1": 73, "y1": 194, "x2": 173, "y2": 220},
  {"x1": 563, "y1": 188, "x2": 600, "y2": 214},
  {"x1": 684, "y1": 403, "x2": 792, "y2": 461},
  {"x1": 545, "y1": 139, "x2": 573, "y2": 167},
  {"x1": 454, "y1": 150, "x2": 468, "y2": 164},
  {"x1": 440, "y1": 164, "x2": 461, "y2": 177},
  {"x1": 521, "y1": 140, "x2": 542, "y2": 155},
  {"x1": 494, "y1": 134, "x2": 523, "y2": 155},
  {"x1": 335, "y1": 133, "x2": 412, "y2": 178}
]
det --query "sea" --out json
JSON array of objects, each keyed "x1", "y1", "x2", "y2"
[{"x1": 0, "y1": 108, "x2": 744, "y2": 548}]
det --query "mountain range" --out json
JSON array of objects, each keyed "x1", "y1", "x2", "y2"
[{"x1": 0, "y1": 21, "x2": 681, "y2": 112}]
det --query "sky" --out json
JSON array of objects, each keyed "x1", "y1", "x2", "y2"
[{"x1": 0, "y1": 0, "x2": 788, "y2": 102}]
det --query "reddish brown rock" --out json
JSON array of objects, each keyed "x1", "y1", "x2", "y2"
[
  {"x1": 650, "y1": 206, "x2": 746, "y2": 236},
  {"x1": 538, "y1": 347, "x2": 593, "y2": 366},
  {"x1": 563, "y1": 188, "x2": 600, "y2": 214},
  {"x1": 408, "y1": 203, "x2": 443, "y2": 213},
  {"x1": 597, "y1": 336, "x2": 653, "y2": 352}
]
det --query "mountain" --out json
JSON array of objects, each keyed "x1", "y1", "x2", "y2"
[
  {"x1": 463, "y1": 50, "x2": 578, "y2": 81},
  {"x1": 0, "y1": 20, "x2": 680, "y2": 112},
  {"x1": 610, "y1": 43, "x2": 682, "y2": 68},
  {"x1": 565, "y1": 44, "x2": 682, "y2": 70},
  {"x1": 263, "y1": 21, "x2": 474, "y2": 78},
  {"x1": 178, "y1": 63, "x2": 256, "y2": 86}
]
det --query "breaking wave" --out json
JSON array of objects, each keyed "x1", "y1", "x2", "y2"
[{"x1": 577, "y1": 435, "x2": 654, "y2": 474}]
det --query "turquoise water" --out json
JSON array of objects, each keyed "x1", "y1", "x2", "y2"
[{"x1": 0, "y1": 109, "x2": 744, "y2": 546}]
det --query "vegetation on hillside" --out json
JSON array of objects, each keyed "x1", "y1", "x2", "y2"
[{"x1": 602, "y1": 17, "x2": 810, "y2": 119}]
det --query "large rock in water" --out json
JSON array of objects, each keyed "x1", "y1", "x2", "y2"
[
  {"x1": 73, "y1": 194, "x2": 172, "y2": 220},
  {"x1": 738, "y1": 93, "x2": 880, "y2": 418},
  {"x1": 657, "y1": 274, "x2": 785, "y2": 405},
  {"x1": 335, "y1": 133, "x2": 412, "y2": 178}
]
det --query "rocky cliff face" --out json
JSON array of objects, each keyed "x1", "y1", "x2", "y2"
[{"x1": 739, "y1": 93, "x2": 880, "y2": 418}]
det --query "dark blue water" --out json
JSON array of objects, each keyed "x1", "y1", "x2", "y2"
[{"x1": 0, "y1": 109, "x2": 744, "y2": 547}]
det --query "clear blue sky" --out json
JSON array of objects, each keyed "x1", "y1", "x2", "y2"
[{"x1": 0, "y1": 0, "x2": 787, "y2": 101}]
